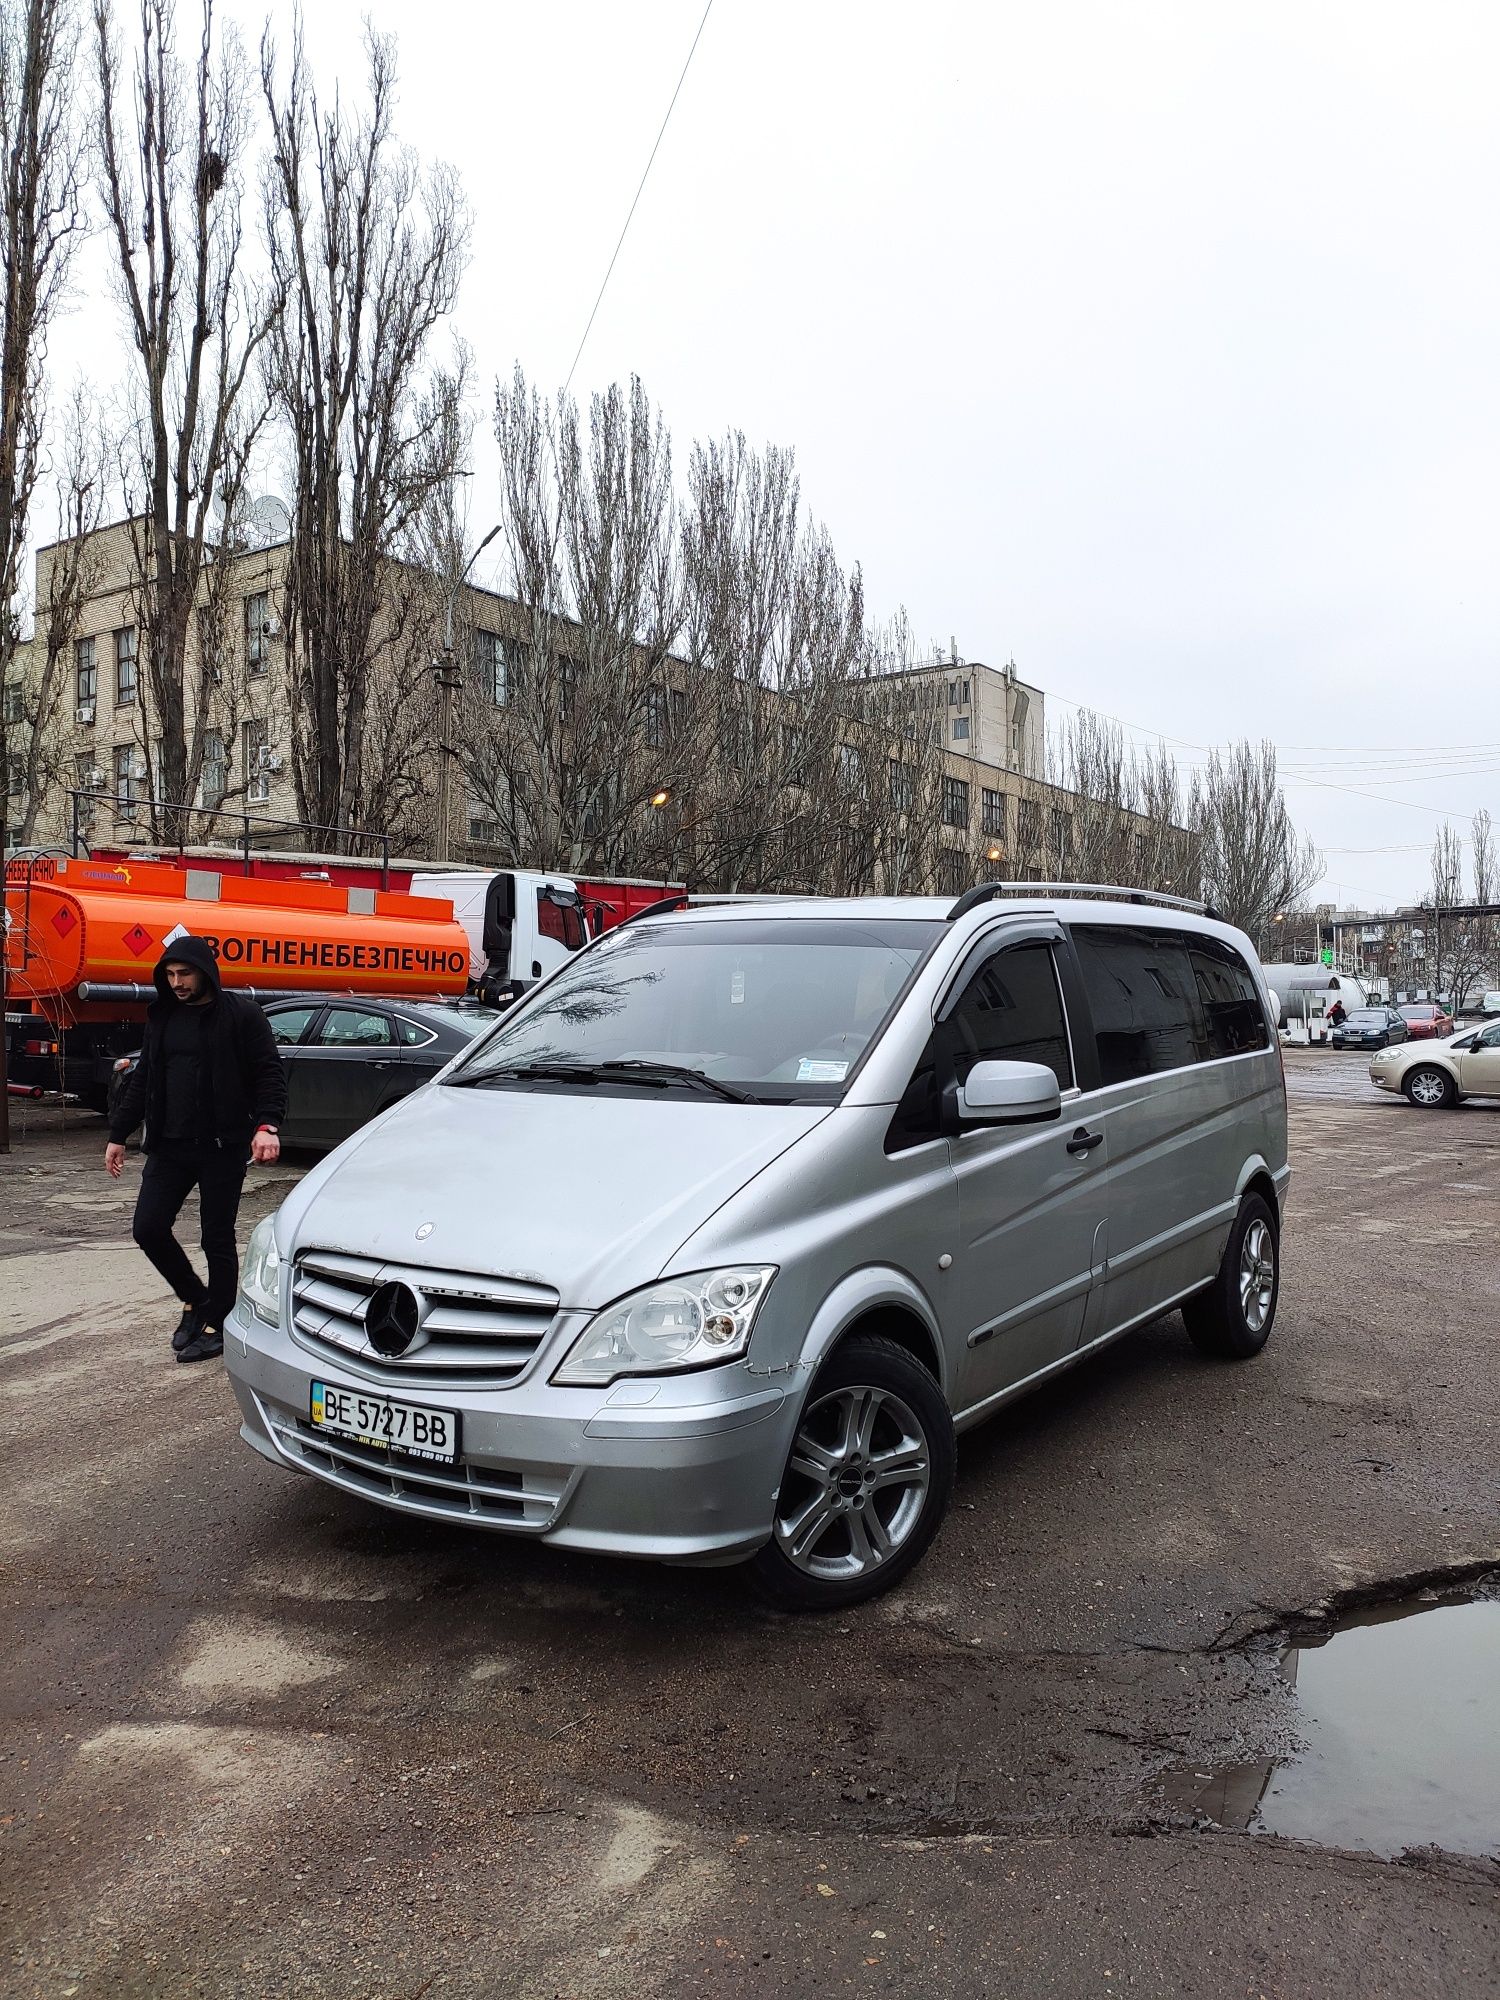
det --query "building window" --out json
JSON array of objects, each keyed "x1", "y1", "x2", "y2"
[
  {"x1": 201, "y1": 730, "x2": 227, "y2": 810},
  {"x1": 3, "y1": 680, "x2": 22, "y2": 728},
  {"x1": 468, "y1": 791, "x2": 502, "y2": 844},
  {"x1": 941, "y1": 775, "x2": 970, "y2": 828},
  {"x1": 838, "y1": 743, "x2": 863, "y2": 793},
  {"x1": 960, "y1": 679, "x2": 969, "y2": 705},
  {"x1": 952, "y1": 716, "x2": 969, "y2": 742},
  {"x1": 644, "y1": 684, "x2": 668, "y2": 749},
  {"x1": 245, "y1": 591, "x2": 270, "y2": 674},
  {"x1": 113, "y1": 743, "x2": 138, "y2": 817},
  {"x1": 889, "y1": 759, "x2": 914, "y2": 812},
  {"x1": 114, "y1": 626, "x2": 137, "y2": 705},
  {"x1": 1050, "y1": 807, "x2": 1071, "y2": 856},
  {"x1": 981, "y1": 787, "x2": 1005, "y2": 837},
  {"x1": 74, "y1": 752, "x2": 98, "y2": 828},
  {"x1": 74, "y1": 637, "x2": 97, "y2": 710},
  {"x1": 475, "y1": 631, "x2": 526, "y2": 706},
  {"x1": 559, "y1": 654, "x2": 579, "y2": 716},
  {"x1": 937, "y1": 849, "x2": 969, "y2": 896},
  {"x1": 1017, "y1": 797, "x2": 1042, "y2": 850},
  {"x1": 243, "y1": 717, "x2": 269, "y2": 802},
  {"x1": 4, "y1": 752, "x2": 21, "y2": 797}
]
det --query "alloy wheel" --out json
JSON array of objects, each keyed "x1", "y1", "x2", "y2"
[
  {"x1": 772, "y1": 1384, "x2": 931, "y2": 1582},
  {"x1": 1239, "y1": 1218, "x2": 1276, "y2": 1333}
]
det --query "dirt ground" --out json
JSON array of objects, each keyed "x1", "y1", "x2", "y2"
[{"x1": 1, "y1": 1051, "x2": 1497, "y2": 1998}]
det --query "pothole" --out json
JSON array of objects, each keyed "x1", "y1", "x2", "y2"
[{"x1": 1156, "y1": 1578, "x2": 1500, "y2": 1859}]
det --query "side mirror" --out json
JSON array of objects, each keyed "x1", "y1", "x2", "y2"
[{"x1": 958, "y1": 1058, "x2": 1062, "y2": 1126}]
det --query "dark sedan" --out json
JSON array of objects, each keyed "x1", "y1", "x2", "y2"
[
  {"x1": 1330, "y1": 1006, "x2": 1409, "y2": 1050},
  {"x1": 109, "y1": 997, "x2": 501, "y2": 1149}
]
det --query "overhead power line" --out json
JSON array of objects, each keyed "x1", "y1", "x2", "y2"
[{"x1": 562, "y1": 0, "x2": 716, "y2": 396}]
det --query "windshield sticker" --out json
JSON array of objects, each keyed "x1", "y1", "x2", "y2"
[{"x1": 797, "y1": 1057, "x2": 849, "y2": 1082}]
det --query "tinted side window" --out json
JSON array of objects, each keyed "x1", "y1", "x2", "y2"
[
  {"x1": 950, "y1": 943, "x2": 1074, "y2": 1089},
  {"x1": 316, "y1": 1007, "x2": 394, "y2": 1048},
  {"x1": 885, "y1": 943, "x2": 1073, "y2": 1154},
  {"x1": 268, "y1": 1005, "x2": 318, "y2": 1047},
  {"x1": 395, "y1": 1016, "x2": 439, "y2": 1047},
  {"x1": 1072, "y1": 926, "x2": 1206, "y2": 1084},
  {"x1": 1188, "y1": 937, "x2": 1269, "y2": 1058}
]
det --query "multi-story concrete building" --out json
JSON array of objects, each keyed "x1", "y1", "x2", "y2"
[{"x1": 4, "y1": 518, "x2": 1190, "y2": 897}]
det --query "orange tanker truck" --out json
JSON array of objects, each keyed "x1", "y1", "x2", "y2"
[{"x1": 4, "y1": 853, "x2": 470, "y2": 1109}]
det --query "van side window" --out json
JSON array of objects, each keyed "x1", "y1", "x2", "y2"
[
  {"x1": 1072, "y1": 926, "x2": 1206, "y2": 1084},
  {"x1": 886, "y1": 943, "x2": 1072, "y2": 1153},
  {"x1": 1188, "y1": 937, "x2": 1270, "y2": 1057},
  {"x1": 950, "y1": 943, "x2": 1074, "y2": 1089}
]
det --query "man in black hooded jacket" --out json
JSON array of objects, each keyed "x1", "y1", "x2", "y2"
[{"x1": 105, "y1": 936, "x2": 287, "y2": 1363}]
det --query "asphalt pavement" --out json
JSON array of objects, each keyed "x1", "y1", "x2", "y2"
[{"x1": 1, "y1": 1057, "x2": 1497, "y2": 1998}]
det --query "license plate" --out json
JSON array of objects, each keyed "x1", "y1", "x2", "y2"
[{"x1": 310, "y1": 1381, "x2": 459, "y2": 1464}]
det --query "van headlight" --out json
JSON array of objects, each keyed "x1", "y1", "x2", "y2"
[
  {"x1": 553, "y1": 1266, "x2": 777, "y2": 1386},
  {"x1": 240, "y1": 1214, "x2": 282, "y2": 1327}
]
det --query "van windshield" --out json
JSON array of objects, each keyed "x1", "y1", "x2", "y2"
[{"x1": 447, "y1": 918, "x2": 943, "y2": 1103}]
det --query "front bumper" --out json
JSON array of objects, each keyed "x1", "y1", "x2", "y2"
[{"x1": 224, "y1": 1300, "x2": 791, "y2": 1564}]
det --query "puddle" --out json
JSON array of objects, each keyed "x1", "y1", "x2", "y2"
[{"x1": 1158, "y1": 1588, "x2": 1500, "y2": 1858}]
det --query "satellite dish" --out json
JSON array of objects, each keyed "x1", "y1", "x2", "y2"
[{"x1": 246, "y1": 495, "x2": 292, "y2": 547}]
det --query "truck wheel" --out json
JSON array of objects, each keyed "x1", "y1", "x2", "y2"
[
  {"x1": 1403, "y1": 1066, "x2": 1455, "y2": 1109},
  {"x1": 748, "y1": 1335, "x2": 955, "y2": 1612},
  {"x1": 1182, "y1": 1193, "x2": 1279, "y2": 1360}
]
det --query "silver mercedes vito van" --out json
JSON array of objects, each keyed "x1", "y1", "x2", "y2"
[{"x1": 227, "y1": 886, "x2": 1289, "y2": 1610}]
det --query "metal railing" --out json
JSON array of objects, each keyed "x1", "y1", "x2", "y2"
[{"x1": 64, "y1": 790, "x2": 395, "y2": 888}]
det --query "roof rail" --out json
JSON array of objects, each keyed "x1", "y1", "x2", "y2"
[{"x1": 947, "y1": 879, "x2": 1211, "y2": 922}]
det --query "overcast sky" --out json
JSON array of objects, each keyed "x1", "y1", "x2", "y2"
[{"x1": 48, "y1": 1, "x2": 1500, "y2": 909}]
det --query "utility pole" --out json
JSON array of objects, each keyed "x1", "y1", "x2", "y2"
[{"x1": 433, "y1": 523, "x2": 503, "y2": 866}]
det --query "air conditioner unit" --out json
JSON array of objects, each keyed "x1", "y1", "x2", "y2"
[
  {"x1": 84, "y1": 768, "x2": 106, "y2": 789},
  {"x1": 264, "y1": 752, "x2": 284, "y2": 772},
  {"x1": 76, "y1": 703, "x2": 95, "y2": 725},
  {"x1": 256, "y1": 744, "x2": 280, "y2": 771},
  {"x1": 260, "y1": 616, "x2": 280, "y2": 640}
]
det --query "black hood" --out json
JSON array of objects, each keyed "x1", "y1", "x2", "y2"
[{"x1": 152, "y1": 933, "x2": 223, "y2": 1002}]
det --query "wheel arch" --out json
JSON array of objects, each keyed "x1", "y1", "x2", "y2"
[
  {"x1": 797, "y1": 1267, "x2": 948, "y2": 1399},
  {"x1": 1234, "y1": 1158, "x2": 1283, "y2": 1230}
]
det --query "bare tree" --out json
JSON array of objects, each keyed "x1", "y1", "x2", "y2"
[
  {"x1": 462, "y1": 369, "x2": 681, "y2": 874},
  {"x1": 2, "y1": 0, "x2": 86, "y2": 782},
  {"x1": 15, "y1": 384, "x2": 107, "y2": 840},
  {"x1": 2, "y1": 0, "x2": 86, "y2": 1149},
  {"x1": 93, "y1": 0, "x2": 271, "y2": 839},
  {"x1": 1192, "y1": 739, "x2": 1321, "y2": 935},
  {"x1": 261, "y1": 24, "x2": 470, "y2": 847},
  {"x1": 1427, "y1": 813, "x2": 1497, "y2": 1009}
]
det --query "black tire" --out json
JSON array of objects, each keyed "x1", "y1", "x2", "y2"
[
  {"x1": 748, "y1": 1334, "x2": 956, "y2": 1612},
  {"x1": 1182, "y1": 1193, "x2": 1279, "y2": 1361},
  {"x1": 1403, "y1": 1065, "x2": 1455, "y2": 1110}
]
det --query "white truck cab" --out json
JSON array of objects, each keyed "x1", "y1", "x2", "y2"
[{"x1": 408, "y1": 868, "x2": 588, "y2": 999}]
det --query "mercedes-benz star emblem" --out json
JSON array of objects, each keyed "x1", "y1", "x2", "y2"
[{"x1": 365, "y1": 1280, "x2": 421, "y2": 1358}]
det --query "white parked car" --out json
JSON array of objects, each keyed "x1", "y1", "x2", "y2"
[{"x1": 1369, "y1": 1021, "x2": 1500, "y2": 1108}]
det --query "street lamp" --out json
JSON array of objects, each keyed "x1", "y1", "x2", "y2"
[
  {"x1": 433, "y1": 523, "x2": 503, "y2": 865},
  {"x1": 985, "y1": 844, "x2": 1002, "y2": 865},
  {"x1": 649, "y1": 787, "x2": 672, "y2": 809}
]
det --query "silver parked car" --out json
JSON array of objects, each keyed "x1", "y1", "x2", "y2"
[{"x1": 227, "y1": 888, "x2": 1289, "y2": 1610}]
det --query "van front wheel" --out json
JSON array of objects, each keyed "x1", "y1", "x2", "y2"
[
  {"x1": 1182, "y1": 1193, "x2": 1280, "y2": 1360},
  {"x1": 749, "y1": 1335, "x2": 955, "y2": 1612}
]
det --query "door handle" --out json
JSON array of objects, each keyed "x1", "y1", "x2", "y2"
[
  {"x1": 370, "y1": 1059, "x2": 394, "y2": 1068},
  {"x1": 1066, "y1": 1127, "x2": 1103, "y2": 1155}
]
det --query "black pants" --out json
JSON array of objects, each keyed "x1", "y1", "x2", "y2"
[{"x1": 132, "y1": 1142, "x2": 249, "y2": 1329}]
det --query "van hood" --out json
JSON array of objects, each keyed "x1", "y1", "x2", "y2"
[{"x1": 276, "y1": 1081, "x2": 831, "y2": 1309}]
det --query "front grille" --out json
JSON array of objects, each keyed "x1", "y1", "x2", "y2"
[
  {"x1": 291, "y1": 1248, "x2": 559, "y2": 1383},
  {"x1": 255, "y1": 1392, "x2": 570, "y2": 1529}
]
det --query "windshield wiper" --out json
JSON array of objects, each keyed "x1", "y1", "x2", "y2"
[
  {"x1": 597, "y1": 1060, "x2": 760, "y2": 1104},
  {"x1": 446, "y1": 1062, "x2": 605, "y2": 1088}
]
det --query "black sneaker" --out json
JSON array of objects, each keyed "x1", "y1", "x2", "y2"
[
  {"x1": 172, "y1": 1303, "x2": 208, "y2": 1354},
  {"x1": 176, "y1": 1326, "x2": 224, "y2": 1364}
]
